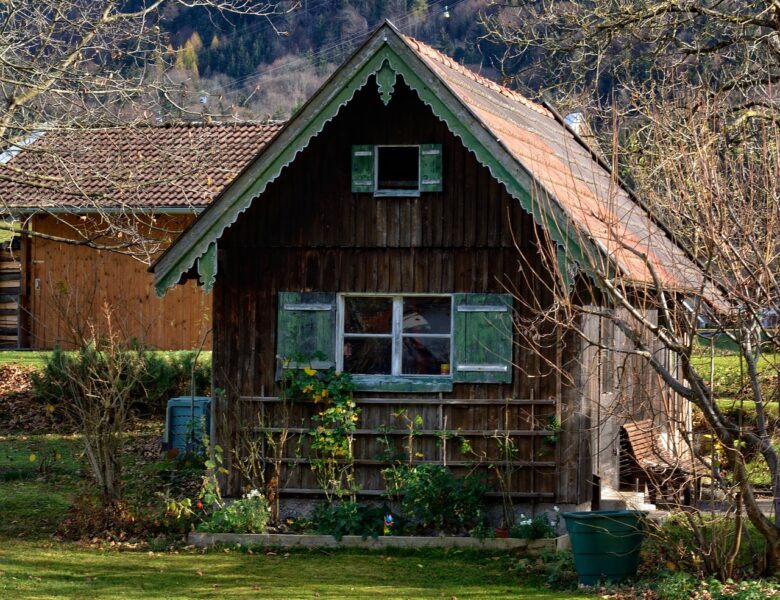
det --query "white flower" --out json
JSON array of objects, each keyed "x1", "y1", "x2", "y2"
[
  {"x1": 244, "y1": 489, "x2": 263, "y2": 500},
  {"x1": 553, "y1": 506, "x2": 560, "y2": 512},
  {"x1": 519, "y1": 513, "x2": 526, "y2": 519}
]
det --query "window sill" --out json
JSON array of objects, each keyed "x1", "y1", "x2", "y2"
[
  {"x1": 372, "y1": 190, "x2": 421, "y2": 198},
  {"x1": 352, "y1": 375, "x2": 453, "y2": 393}
]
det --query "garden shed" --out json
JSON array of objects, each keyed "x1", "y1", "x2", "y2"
[{"x1": 152, "y1": 22, "x2": 718, "y2": 512}]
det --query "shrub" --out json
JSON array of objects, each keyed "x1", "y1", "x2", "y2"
[
  {"x1": 312, "y1": 501, "x2": 387, "y2": 540},
  {"x1": 385, "y1": 464, "x2": 486, "y2": 533},
  {"x1": 32, "y1": 348, "x2": 211, "y2": 418},
  {"x1": 641, "y1": 511, "x2": 769, "y2": 580},
  {"x1": 510, "y1": 509, "x2": 559, "y2": 540},
  {"x1": 197, "y1": 489, "x2": 271, "y2": 534}
]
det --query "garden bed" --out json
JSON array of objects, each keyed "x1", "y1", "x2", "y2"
[{"x1": 188, "y1": 532, "x2": 570, "y2": 554}]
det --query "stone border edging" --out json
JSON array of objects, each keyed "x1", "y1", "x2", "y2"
[{"x1": 188, "y1": 532, "x2": 569, "y2": 554}]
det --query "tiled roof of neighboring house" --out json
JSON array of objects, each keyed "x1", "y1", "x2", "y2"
[
  {"x1": 402, "y1": 34, "x2": 715, "y2": 295},
  {"x1": 0, "y1": 122, "x2": 283, "y2": 211}
]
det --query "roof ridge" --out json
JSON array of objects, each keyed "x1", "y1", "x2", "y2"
[
  {"x1": 39, "y1": 121, "x2": 286, "y2": 133},
  {"x1": 401, "y1": 34, "x2": 553, "y2": 119}
]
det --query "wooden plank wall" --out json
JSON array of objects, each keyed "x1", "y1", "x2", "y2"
[
  {"x1": 25, "y1": 214, "x2": 211, "y2": 350},
  {"x1": 212, "y1": 80, "x2": 568, "y2": 500}
]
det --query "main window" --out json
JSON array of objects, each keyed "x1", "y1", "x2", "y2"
[{"x1": 338, "y1": 294, "x2": 452, "y2": 377}]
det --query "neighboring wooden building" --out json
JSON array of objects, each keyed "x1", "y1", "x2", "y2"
[
  {"x1": 0, "y1": 123, "x2": 281, "y2": 349},
  {"x1": 153, "y1": 24, "x2": 718, "y2": 510}
]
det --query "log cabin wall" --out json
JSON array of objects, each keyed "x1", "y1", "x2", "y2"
[
  {"x1": 25, "y1": 213, "x2": 212, "y2": 350},
  {"x1": 213, "y1": 79, "x2": 583, "y2": 503}
]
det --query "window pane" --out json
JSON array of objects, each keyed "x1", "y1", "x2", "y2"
[
  {"x1": 403, "y1": 297, "x2": 451, "y2": 334},
  {"x1": 377, "y1": 146, "x2": 419, "y2": 191},
  {"x1": 344, "y1": 297, "x2": 392, "y2": 333},
  {"x1": 343, "y1": 337, "x2": 392, "y2": 374},
  {"x1": 402, "y1": 337, "x2": 451, "y2": 375}
]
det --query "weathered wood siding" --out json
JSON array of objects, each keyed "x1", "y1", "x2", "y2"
[
  {"x1": 25, "y1": 213, "x2": 212, "y2": 350},
  {"x1": 212, "y1": 80, "x2": 574, "y2": 501},
  {"x1": 0, "y1": 239, "x2": 22, "y2": 348}
]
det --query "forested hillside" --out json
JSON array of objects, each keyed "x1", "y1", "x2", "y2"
[{"x1": 159, "y1": 0, "x2": 499, "y2": 120}]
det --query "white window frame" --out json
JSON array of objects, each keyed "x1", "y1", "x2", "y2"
[
  {"x1": 373, "y1": 144, "x2": 421, "y2": 197},
  {"x1": 336, "y1": 293, "x2": 453, "y2": 377}
]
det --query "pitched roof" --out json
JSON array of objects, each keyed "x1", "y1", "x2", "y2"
[
  {"x1": 152, "y1": 22, "x2": 722, "y2": 305},
  {"x1": 0, "y1": 122, "x2": 283, "y2": 211},
  {"x1": 403, "y1": 35, "x2": 714, "y2": 296}
]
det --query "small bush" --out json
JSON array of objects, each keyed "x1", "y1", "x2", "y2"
[
  {"x1": 385, "y1": 464, "x2": 486, "y2": 533},
  {"x1": 312, "y1": 501, "x2": 387, "y2": 540},
  {"x1": 197, "y1": 490, "x2": 270, "y2": 534},
  {"x1": 641, "y1": 511, "x2": 769, "y2": 580},
  {"x1": 510, "y1": 510, "x2": 559, "y2": 540}
]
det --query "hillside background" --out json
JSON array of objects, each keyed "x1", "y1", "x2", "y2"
[{"x1": 159, "y1": 0, "x2": 504, "y2": 120}]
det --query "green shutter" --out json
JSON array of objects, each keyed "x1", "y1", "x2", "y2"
[
  {"x1": 453, "y1": 293, "x2": 513, "y2": 384},
  {"x1": 419, "y1": 144, "x2": 442, "y2": 192},
  {"x1": 276, "y1": 292, "x2": 337, "y2": 379},
  {"x1": 351, "y1": 145, "x2": 374, "y2": 192}
]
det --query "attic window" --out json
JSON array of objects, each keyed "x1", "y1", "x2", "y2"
[
  {"x1": 351, "y1": 144, "x2": 443, "y2": 195},
  {"x1": 376, "y1": 146, "x2": 419, "y2": 194}
]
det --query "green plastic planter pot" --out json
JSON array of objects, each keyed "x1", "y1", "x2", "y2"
[{"x1": 562, "y1": 510, "x2": 647, "y2": 585}]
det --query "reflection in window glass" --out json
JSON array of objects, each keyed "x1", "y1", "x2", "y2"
[
  {"x1": 344, "y1": 297, "x2": 392, "y2": 333},
  {"x1": 402, "y1": 337, "x2": 451, "y2": 375},
  {"x1": 403, "y1": 297, "x2": 451, "y2": 334},
  {"x1": 343, "y1": 337, "x2": 392, "y2": 374}
]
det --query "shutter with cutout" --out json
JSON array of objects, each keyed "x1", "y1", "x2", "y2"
[
  {"x1": 419, "y1": 144, "x2": 443, "y2": 192},
  {"x1": 351, "y1": 145, "x2": 374, "y2": 192},
  {"x1": 276, "y1": 292, "x2": 337, "y2": 378},
  {"x1": 453, "y1": 293, "x2": 513, "y2": 384}
]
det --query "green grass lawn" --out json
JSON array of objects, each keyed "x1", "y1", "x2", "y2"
[
  {"x1": 0, "y1": 542, "x2": 583, "y2": 600},
  {"x1": 0, "y1": 350, "x2": 213, "y2": 371},
  {"x1": 0, "y1": 432, "x2": 84, "y2": 538},
  {"x1": 0, "y1": 351, "x2": 51, "y2": 369}
]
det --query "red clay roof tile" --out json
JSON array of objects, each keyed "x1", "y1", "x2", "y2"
[{"x1": 0, "y1": 122, "x2": 282, "y2": 210}]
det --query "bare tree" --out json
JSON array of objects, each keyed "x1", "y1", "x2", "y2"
[
  {"x1": 0, "y1": 0, "x2": 287, "y2": 254},
  {"x1": 481, "y1": 0, "x2": 779, "y2": 131},
  {"x1": 35, "y1": 304, "x2": 147, "y2": 503}
]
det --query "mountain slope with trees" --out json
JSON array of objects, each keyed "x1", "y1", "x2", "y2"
[{"x1": 159, "y1": 0, "x2": 498, "y2": 119}]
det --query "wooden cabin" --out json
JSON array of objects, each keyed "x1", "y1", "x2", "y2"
[
  {"x1": 0, "y1": 123, "x2": 281, "y2": 349},
  {"x1": 153, "y1": 23, "x2": 716, "y2": 513}
]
